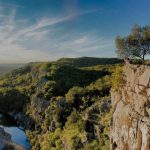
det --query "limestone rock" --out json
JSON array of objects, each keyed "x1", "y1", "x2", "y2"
[
  {"x1": 139, "y1": 69, "x2": 150, "y2": 87},
  {"x1": 111, "y1": 64, "x2": 150, "y2": 150}
]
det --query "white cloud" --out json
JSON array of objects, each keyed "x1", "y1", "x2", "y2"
[
  {"x1": 51, "y1": 35, "x2": 113, "y2": 58},
  {"x1": 0, "y1": 7, "x2": 113, "y2": 63}
]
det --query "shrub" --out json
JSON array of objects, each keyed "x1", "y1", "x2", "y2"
[{"x1": 111, "y1": 65, "x2": 123, "y2": 91}]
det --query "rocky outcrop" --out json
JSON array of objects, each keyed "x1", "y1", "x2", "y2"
[{"x1": 111, "y1": 64, "x2": 150, "y2": 150}]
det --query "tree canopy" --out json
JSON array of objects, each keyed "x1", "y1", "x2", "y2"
[{"x1": 116, "y1": 25, "x2": 150, "y2": 62}]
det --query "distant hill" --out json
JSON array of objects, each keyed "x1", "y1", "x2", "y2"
[
  {"x1": 0, "y1": 57, "x2": 122, "y2": 76},
  {"x1": 0, "y1": 64, "x2": 25, "y2": 75},
  {"x1": 56, "y1": 57, "x2": 123, "y2": 67}
]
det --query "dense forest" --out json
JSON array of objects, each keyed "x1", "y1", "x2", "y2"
[{"x1": 0, "y1": 57, "x2": 123, "y2": 150}]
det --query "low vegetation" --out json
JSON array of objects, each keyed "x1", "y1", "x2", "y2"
[{"x1": 111, "y1": 65, "x2": 124, "y2": 91}]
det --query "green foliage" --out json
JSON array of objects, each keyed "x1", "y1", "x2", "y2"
[
  {"x1": 57, "y1": 57, "x2": 122, "y2": 67},
  {"x1": 0, "y1": 88, "x2": 28, "y2": 112},
  {"x1": 49, "y1": 65, "x2": 109, "y2": 95},
  {"x1": 111, "y1": 65, "x2": 123, "y2": 91},
  {"x1": 41, "y1": 128, "x2": 63, "y2": 150},
  {"x1": 43, "y1": 80, "x2": 57, "y2": 99},
  {"x1": 84, "y1": 140, "x2": 102, "y2": 150},
  {"x1": 66, "y1": 86, "x2": 86, "y2": 109},
  {"x1": 0, "y1": 57, "x2": 122, "y2": 150},
  {"x1": 66, "y1": 110, "x2": 81, "y2": 125},
  {"x1": 116, "y1": 25, "x2": 150, "y2": 62},
  {"x1": 62, "y1": 121, "x2": 85, "y2": 150}
]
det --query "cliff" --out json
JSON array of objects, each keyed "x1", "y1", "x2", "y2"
[{"x1": 111, "y1": 64, "x2": 150, "y2": 150}]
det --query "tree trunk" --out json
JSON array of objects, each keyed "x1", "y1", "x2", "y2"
[{"x1": 142, "y1": 55, "x2": 145, "y2": 64}]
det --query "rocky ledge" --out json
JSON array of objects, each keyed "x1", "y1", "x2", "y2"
[{"x1": 111, "y1": 64, "x2": 150, "y2": 150}]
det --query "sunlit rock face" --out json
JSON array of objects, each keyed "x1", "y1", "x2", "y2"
[{"x1": 111, "y1": 64, "x2": 150, "y2": 150}]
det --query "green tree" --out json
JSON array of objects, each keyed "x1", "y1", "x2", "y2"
[{"x1": 116, "y1": 25, "x2": 150, "y2": 62}]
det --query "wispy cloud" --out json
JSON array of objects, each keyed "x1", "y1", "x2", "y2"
[
  {"x1": 0, "y1": 2, "x2": 25, "y2": 8},
  {"x1": 0, "y1": 7, "x2": 113, "y2": 63}
]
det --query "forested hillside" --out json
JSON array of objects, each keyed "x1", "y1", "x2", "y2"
[{"x1": 0, "y1": 57, "x2": 122, "y2": 150}]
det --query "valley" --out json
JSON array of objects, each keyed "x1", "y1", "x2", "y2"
[{"x1": 0, "y1": 57, "x2": 122, "y2": 150}]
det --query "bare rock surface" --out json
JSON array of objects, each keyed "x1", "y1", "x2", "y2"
[{"x1": 111, "y1": 64, "x2": 150, "y2": 150}]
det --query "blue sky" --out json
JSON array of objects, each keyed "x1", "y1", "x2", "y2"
[{"x1": 0, "y1": 0, "x2": 150, "y2": 63}]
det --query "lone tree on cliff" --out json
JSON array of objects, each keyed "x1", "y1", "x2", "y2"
[{"x1": 115, "y1": 25, "x2": 150, "y2": 63}]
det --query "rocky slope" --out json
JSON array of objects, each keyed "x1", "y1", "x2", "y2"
[{"x1": 111, "y1": 64, "x2": 150, "y2": 150}]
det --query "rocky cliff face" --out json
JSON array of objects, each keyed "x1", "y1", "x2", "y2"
[{"x1": 111, "y1": 64, "x2": 150, "y2": 150}]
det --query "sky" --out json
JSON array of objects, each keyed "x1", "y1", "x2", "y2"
[{"x1": 0, "y1": 0, "x2": 150, "y2": 63}]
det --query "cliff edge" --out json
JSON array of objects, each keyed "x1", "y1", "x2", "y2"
[{"x1": 111, "y1": 64, "x2": 150, "y2": 150}]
